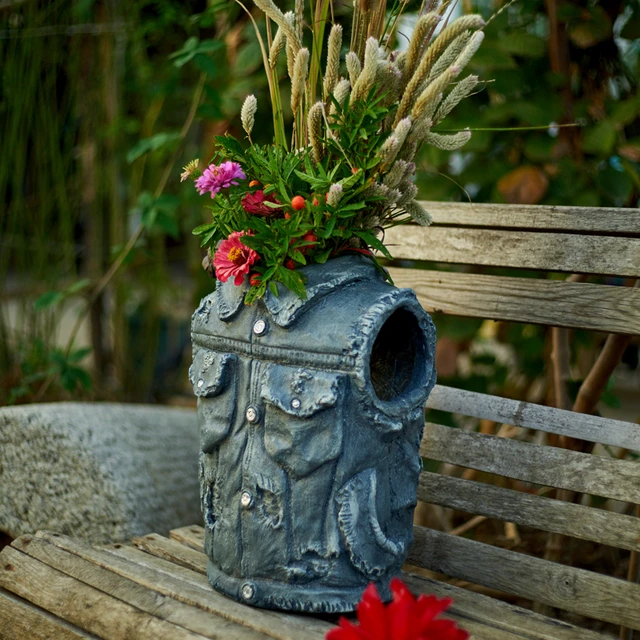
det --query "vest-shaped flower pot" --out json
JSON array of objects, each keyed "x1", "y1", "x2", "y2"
[{"x1": 190, "y1": 254, "x2": 436, "y2": 612}]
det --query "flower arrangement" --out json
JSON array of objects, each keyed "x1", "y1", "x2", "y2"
[
  {"x1": 326, "y1": 578, "x2": 469, "y2": 640},
  {"x1": 186, "y1": 0, "x2": 484, "y2": 303}
]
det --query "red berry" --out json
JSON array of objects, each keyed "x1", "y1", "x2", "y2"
[
  {"x1": 284, "y1": 212, "x2": 291, "y2": 219},
  {"x1": 249, "y1": 180, "x2": 260, "y2": 188},
  {"x1": 312, "y1": 197, "x2": 319, "y2": 207},
  {"x1": 291, "y1": 195, "x2": 306, "y2": 211},
  {"x1": 303, "y1": 231, "x2": 317, "y2": 244},
  {"x1": 285, "y1": 259, "x2": 295, "y2": 270},
  {"x1": 351, "y1": 167, "x2": 359, "y2": 174},
  {"x1": 249, "y1": 273, "x2": 261, "y2": 287}
]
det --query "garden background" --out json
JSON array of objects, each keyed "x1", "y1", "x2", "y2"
[{"x1": 1, "y1": 0, "x2": 638, "y2": 423}]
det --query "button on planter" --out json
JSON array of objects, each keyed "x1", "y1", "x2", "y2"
[
  {"x1": 291, "y1": 398, "x2": 301, "y2": 410},
  {"x1": 245, "y1": 405, "x2": 260, "y2": 423},
  {"x1": 241, "y1": 582, "x2": 256, "y2": 602},
  {"x1": 253, "y1": 319, "x2": 267, "y2": 336},
  {"x1": 240, "y1": 491, "x2": 254, "y2": 509}
]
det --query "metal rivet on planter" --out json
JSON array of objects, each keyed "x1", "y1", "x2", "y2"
[
  {"x1": 241, "y1": 582, "x2": 256, "y2": 601},
  {"x1": 291, "y1": 398, "x2": 301, "y2": 410},
  {"x1": 245, "y1": 406, "x2": 259, "y2": 423},
  {"x1": 240, "y1": 491, "x2": 253, "y2": 509},
  {"x1": 253, "y1": 319, "x2": 267, "y2": 336},
  {"x1": 197, "y1": 379, "x2": 204, "y2": 388}
]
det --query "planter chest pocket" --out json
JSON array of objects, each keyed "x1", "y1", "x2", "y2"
[
  {"x1": 189, "y1": 349, "x2": 238, "y2": 453},
  {"x1": 261, "y1": 365, "x2": 345, "y2": 478}
]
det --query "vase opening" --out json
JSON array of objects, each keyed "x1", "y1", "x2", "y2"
[{"x1": 369, "y1": 307, "x2": 425, "y2": 402}]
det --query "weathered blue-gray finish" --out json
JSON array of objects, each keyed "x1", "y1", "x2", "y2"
[{"x1": 190, "y1": 255, "x2": 436, "y2": 612}]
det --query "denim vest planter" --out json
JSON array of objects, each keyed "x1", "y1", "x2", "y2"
[{"x1": 190, "y1": 254, "x2": 436, "y2": 613}]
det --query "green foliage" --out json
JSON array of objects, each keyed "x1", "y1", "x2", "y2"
[
  {"x1": 192, "y1": 90, "x2": 412, "y2": 301},
  {"x1": 420, "y1": 0, "x2": 639, "y2": 209}
]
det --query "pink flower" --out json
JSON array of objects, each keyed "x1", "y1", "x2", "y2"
[
  {"x1": 325, "y1": 579, "x2": 469, "y2": 640},
  {"x1": 195, "y1": 161, "x2": 246, "y2": 198},
  {"x1": 241, "y1": 190, "x2": 281, "y2": 215},
  {"x1": 213, "y1": 231, "x2": 259, "y2": 286}
]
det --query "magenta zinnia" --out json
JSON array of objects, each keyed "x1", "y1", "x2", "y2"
[
  {"x1": 326, "y1": 579, "x2": 469, "y2": 640},
  {"x1": 213, "y1": 231, "x2": 259, "y2": 286},
  {"x1": 195, "y1": 161, "x2": 246, "y2": 198}
]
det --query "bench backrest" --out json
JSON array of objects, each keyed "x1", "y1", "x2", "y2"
[{"x1": 388, "y1": 202, "x2": 640, "y2": 633}]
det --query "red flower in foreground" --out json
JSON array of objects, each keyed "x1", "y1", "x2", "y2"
[
  {"x1": 213, "y1": 231, "x2": 259, "y2": 286},
  {"x1": 241, "y1": 190, "x2": 280, "y2": 216},
  {"x1": 326, "y1": 579, "x2": 469, "y2": 640}
]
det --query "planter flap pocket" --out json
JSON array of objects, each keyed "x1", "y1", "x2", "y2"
[
  {"x1": 191, "y1": 349, "x2": 238, "y2": 452},
  {"x1": 336, "y1": 468, "x2": 404, "y2": 578},
  {"x1": 261, "y1": 365, "x2": 345, "y2": 477},
  {"x1": 190, "y1": 349, "x2": 235, "y2": 398}
]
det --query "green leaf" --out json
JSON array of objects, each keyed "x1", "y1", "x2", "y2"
[
  {"x1": 193, "y1": 222, "x2": 216, "y2": 236},
  {"x1": 353, "y1": 230, "x2": 392, "y2": 260},
  {"x1": 583, "y1": 120, "x2": 617, "y2": 156},
  {"x1": 127, "y1": 133, "x2": 181, "y2": 163},
  {"x1": 67, "y1": 347, "x2": 92, "y2": 363},
  {"x1": 611, "y1": 97, "x2": 640, "y2": 126},
  {"x1": 34, "y1": 291, "x2": 64, "y2": 311},
  {"x1": 495, "y1": 33, "x2": 546, "y2": 58},
  {"x1": 596, "y1": 166, "x2": 633, "y2": 202},
  {"x1": 65, "y1": 278, "x2": 91, "y2": 295}
]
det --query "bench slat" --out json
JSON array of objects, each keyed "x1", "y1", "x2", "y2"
[
  {"x1": 0, "y1": 587, "x2": 96, "y2": 640},
  {"x1": 10, "y1": 536, "x2": 265, "y2": 640},
  {"x1": 420, "y1": 201, "x2": 640, "y2": 234},
  {"x1": 0, "y1": 545, "x2": 208, "y2": 640},
  {"x1": 388, "y1": 268, "x2": 640, "y2": 334},
  {"x1": 426, "y1": 385, "x2": 640, "y2": 451},
  {"x1": 402, "y1": 574, "x2": 609, "y2": 640},
  {"x1": 418, "y1": 471, "x2": 640, "y2": 552},
  {"x1": 408, "y1": 526, "x2": 640, "y2": 630},
  {"x1": 385, "y1": 226, "x2": 640, "y2": 276},
  {"x1": 36, "y1": 532, "x2": 330, "y2": 640},
  {"x1": 421, "y1": 423, "x2": 640, "y2": 504}
]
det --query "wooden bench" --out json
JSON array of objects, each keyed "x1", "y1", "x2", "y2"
[{"x1": 1, "y1": 201, "x2": 639, "y2": 639}]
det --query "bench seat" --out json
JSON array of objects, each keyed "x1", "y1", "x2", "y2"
[{"x1": 0, "y1": 525, "x2": 613, "y2": 640}]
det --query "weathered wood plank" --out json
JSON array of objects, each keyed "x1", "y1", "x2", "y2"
[
  {"x1": 170, "y1": 525, "x2": 206, "y2": 551},
  {"x1": 10, "y1": 535, "x2": 265, "y2": 640},
  {"x1": 426, "y1": 385, "x2": 640, "y2": 451},
  {"x1": 388, "y1": 269, "x2": 640, "y2": 334},
  {"x1": 418, "y1": 472, "x2": 640, "y2": 552},
  {"x1": 384, "y1": 226, "x2": 640, "y2": 276},
  {"x1": 408, "y1": 526, "x2": 640, "y2": 630},
  {"x1": 0, "y1": 545, "x2": 208, "y2": 640},
  {"x1": 421, "y1": 422, "x2": 640, "y2": 503},
  {"x1": 0, "y1": 587, "x2": 97, "y2": 640},
  {"x1": 419, "y1": 201, "x2": 640, "y2": 234},
  {"x1": 402, "y1": 574, "x2": 610, "y2": 640},
  {"x1": 37, "y1": 532, "x2": 331, "y2": 640},
  {"x1": 133, "y1": 533, "x2": 207, "y2": 573}
]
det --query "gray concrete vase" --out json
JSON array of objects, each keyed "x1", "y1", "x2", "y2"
[{"x1": 190, "y1": 254, "x2": 436, "y2": 612}]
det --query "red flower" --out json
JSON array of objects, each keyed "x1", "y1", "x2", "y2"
[
  {"x1": 213, "y1": 231, "x2": 259, "y2": 286},
  {"x1": 326, "y1": 579, "x2": 469, "y2": 640},
  {"x1": 241, "y1": 190, "x2": 280, "y2": 216}
]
